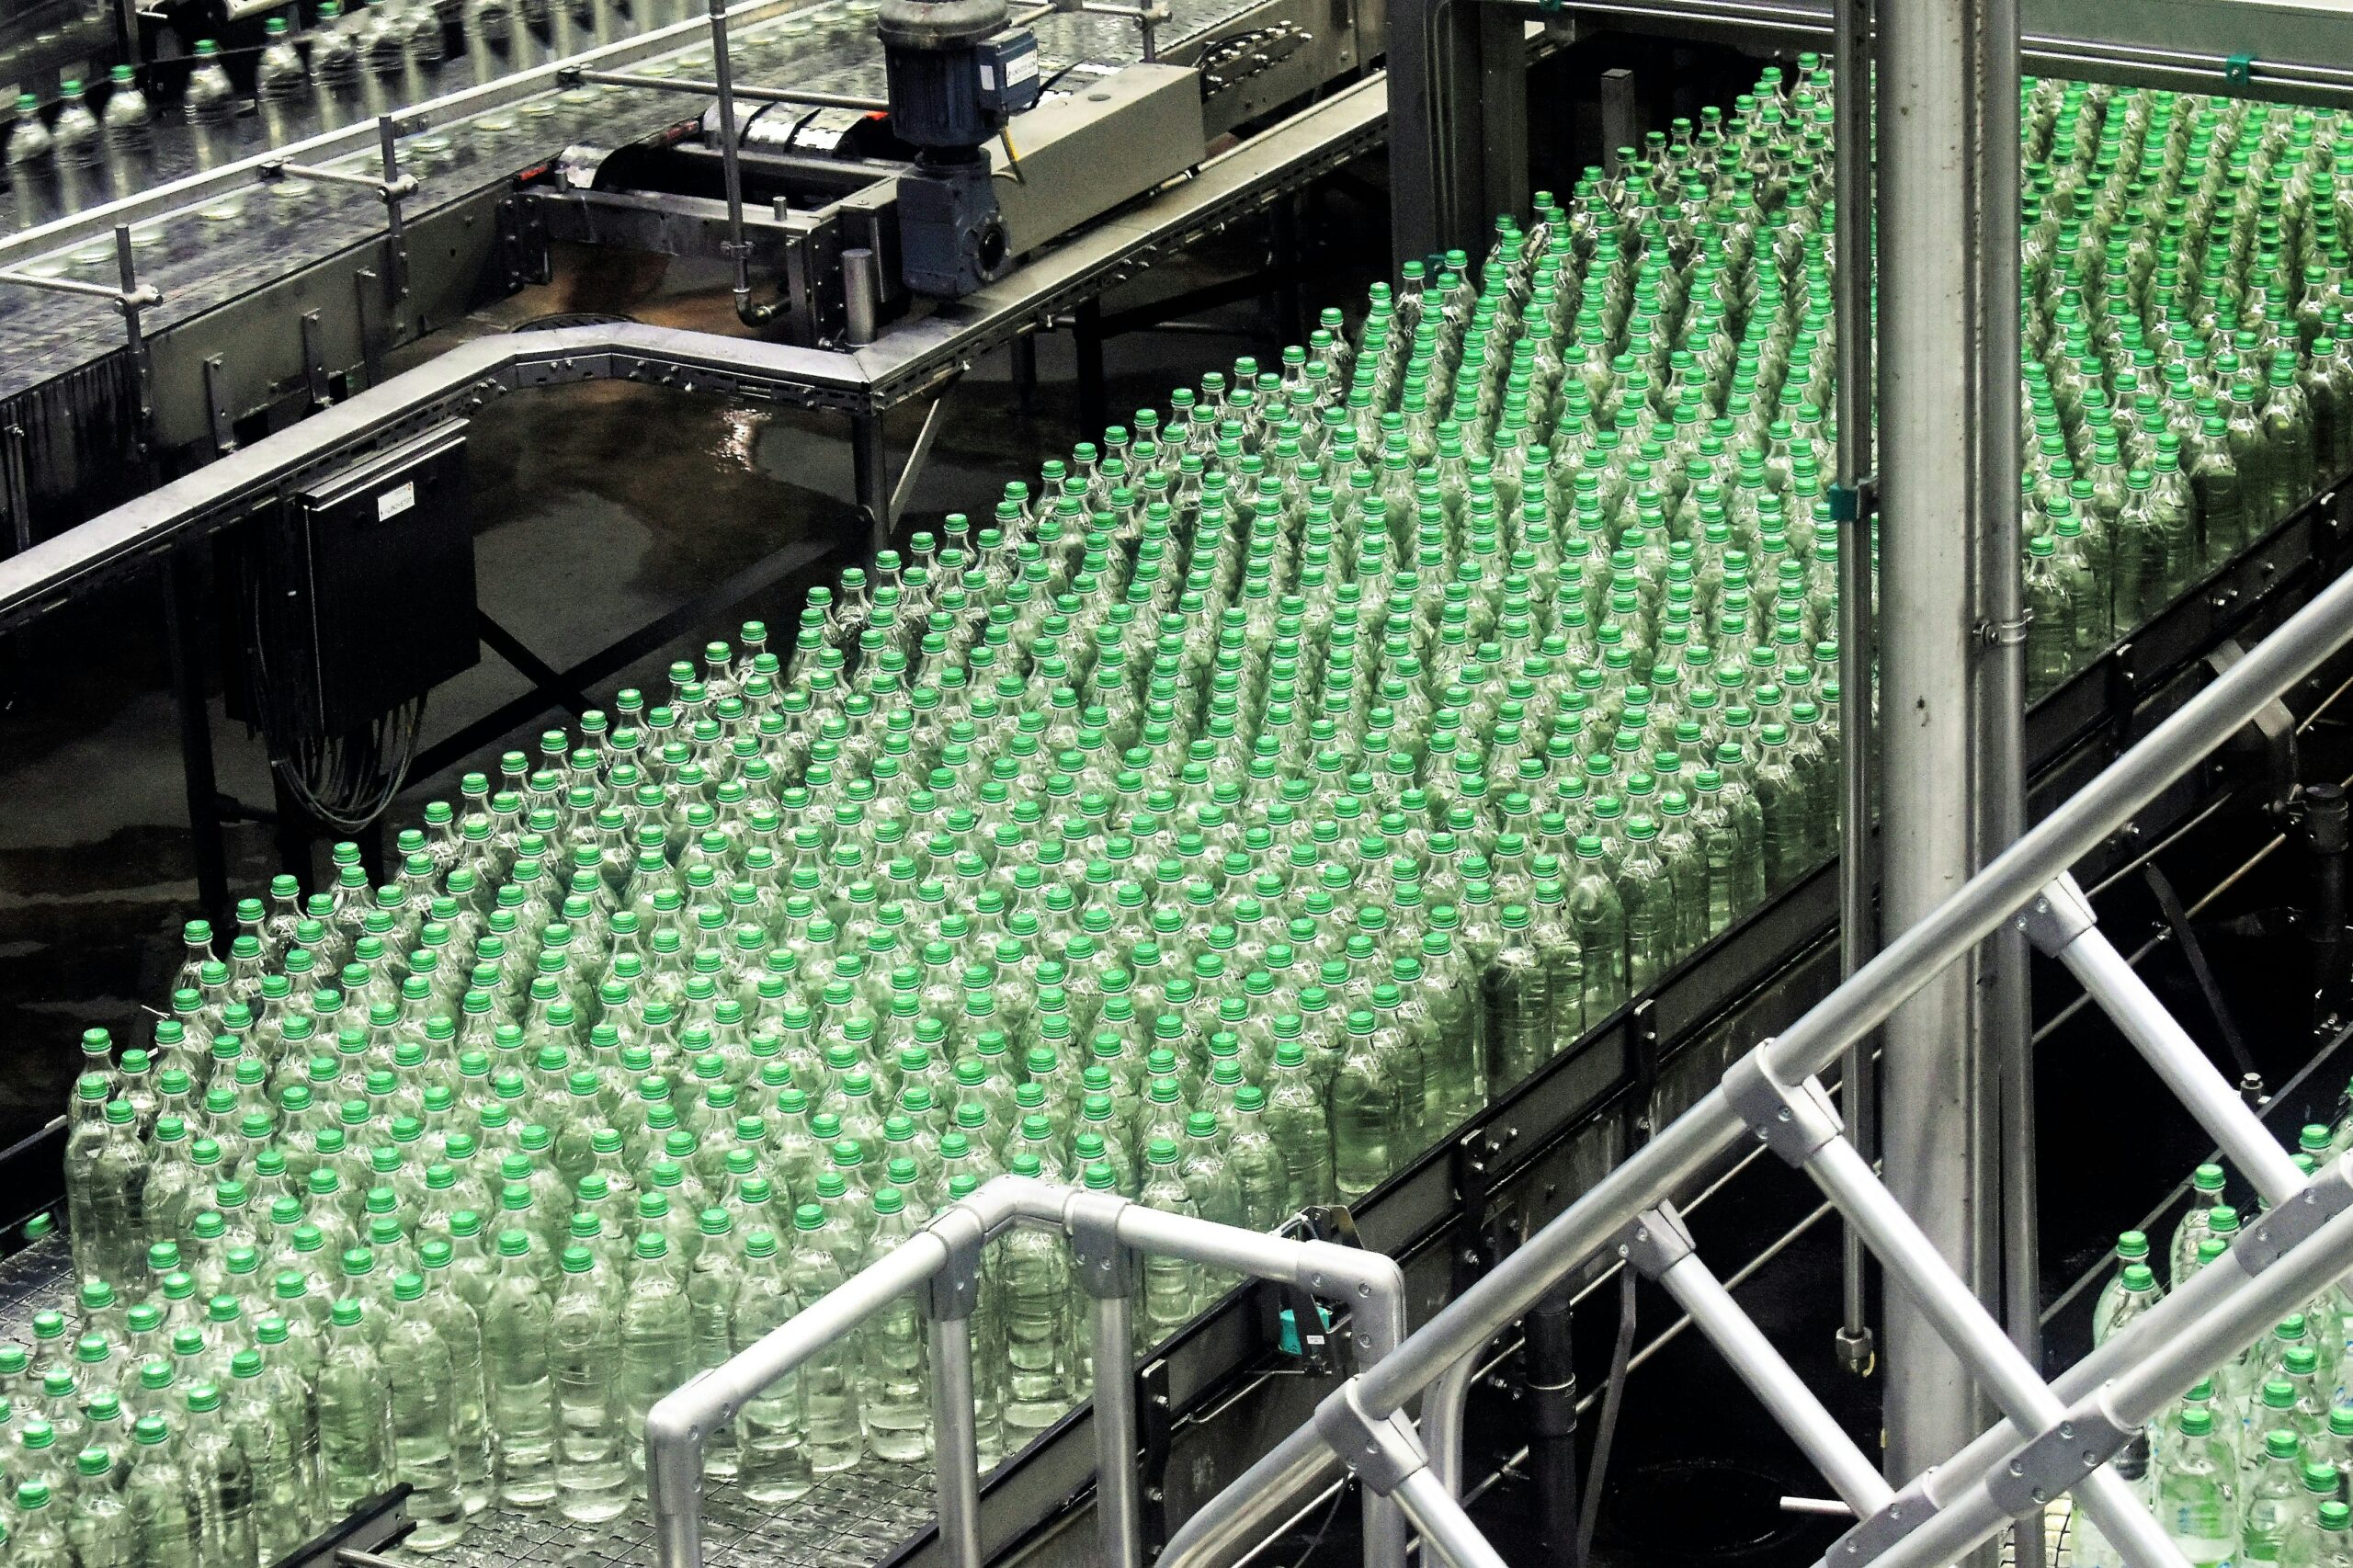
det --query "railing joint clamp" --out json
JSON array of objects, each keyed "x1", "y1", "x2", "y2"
[
  {"x1": 1825, "y1": 1476, "x2": 1938, "y2": 1566},
  {"x1": 2232, "y1": 1165, "x2": 2353, "y2": 1276},
  {"x1": 1311, "y1": 1381, "x2": 1427, "y2": 1498},
  {"x1": 1721, "y1": 1052, "x2": 1844, "y2": 1166},
  {"x1": 2015, "y1": 872, "x2": 2097, "y2": 957},
  {"x1": 1068, "y1": 1189, "x2": 1135, "y2": 1299},
  {"x1": 1982, "y1": 1399, "x2": 2135, "y2": 1517},
  {"x1": 1620, "y1": 1202, "x2": 1695, "y2": 1280}
]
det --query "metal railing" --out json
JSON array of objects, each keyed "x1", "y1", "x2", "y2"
[
  {"x1": 643, "y1": 1175, "x2": 1410, "y2": 1568},
  {"x1": 1150, "y1": 557, "x2": 2353, "y2": 1568}
]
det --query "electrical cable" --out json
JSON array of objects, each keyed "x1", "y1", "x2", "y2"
[{"x1": 243, "y1": 550, "x2": 426, "y2": 835}]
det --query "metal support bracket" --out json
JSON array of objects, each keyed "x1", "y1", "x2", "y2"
[
  {"x1": 1311, "y1": 1381, "x2": 1430, "y2": 1499},
  {"x1": 2015, "y1": 873, "x2": 2097, "y2": 958},
  {"x1": 301, "y1": 311, "x2": 334, "y2": 410},
  {"x1": 1826, "y1": 474, "x2": 1878, "y2": 522},
  {"x1": 2231, "y1": 1170, "x2": 2353, "y2": 1277},
  {"x1": 1982, "y1": 1403, "x2": 2137, "y2": 1517},
  {"x1": 1721, "y1": 1053, "x2": 1845, "y2": 1167},
  {"x1": 1450, "y1": 1127, "x2": 1506, "y2": 1296},
  {"x1": 1068, "y1": 1190, "x2": 1135, "y2": 1299},
  {"x1": 1974, "y1": 611, "x2": 2033, "y2": 649},
  {"x1": 922, "y1": 1204, "x2": 988, "y2": 1322},
  {"x1": 1825, "y1": 1478, "x2": 1938, "y2": 1567},
  {"x1": 202, "y1": 355, "x2": 237, "y2": 457},
  {"x1": 1620, "y1": 1203, "x2": 1695, "y2": 1281}
]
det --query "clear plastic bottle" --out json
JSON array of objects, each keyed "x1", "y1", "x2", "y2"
[
  {"x1": 382, "y1": 1273, "x2": 467, "y2": 1549},
  {"x1": 225, "y1": 1341, "x2": 320, "y2": 1557},
  {"x1": 729, "y1": 1227, "x2": 809, "y2": 1505},
  {"x1": 1482, "y1": 903, "x2": 1552, "y2": 1091},
  {"x1": 314, "y1": 1301, "x2": 392, "y2": 1513},
  {"x1": 482, "y1": 1230, "x2": 557, "y2": 1506},
  {"x1": 11, "y1": 1481, "x2": 76, "y2": 1568},
  {"x1": 2092, "y1": 1233, "x2": 2158, "y2": 1346},
  {"x1": 785, "y1": 1203, "x2": 860, "y2": 1474},
  {"x1": 2154, "y1": 1403, "x2": 2230, "y2": 1562},
  {"x1": 2243, "y1": 1429, "x2": 2316, "y2": 1568},
  {"x1": 617, "y1": 1229, "x2": 692, "y2": 1492},
  {"x1": 5, "y1": 91, "x2": 54, "y2": 231},
  {"x1": 182, "y1": 1382, "x2": 259, "y2": 1567},
  {"x1": 1330, "y1": 1009, "x2": 1399, "y2": 1202},
  {"x1": 548, "y1": 1244, "x2": 630, "y2": 1524},
  {"x1": 184, "y1": 40, "x2": 243, "y2": 172},
  {"x1": 416, "y1": 1239, "x2": 493, "y2": 1517},
  {"x1": 49, "y1": 79, "x2": 100, "y2": 212},
  {"x1": 256, "y1": 17, "x2": 312, "y2": 148},
  {"x1": 858, "y1": 1188, "x2": 930, "y2": 1462},
  {"x1": 1137, "y1": 1139, "x2": 1199, "y2": 1346},
  {"x1": 64, "y1": 1449, "x2": 135, "y2": 1568},
  {"x1": 2171, "y1": 1166, "x2": 2229, "y2": 1287},
  {"x1": 123, "y1": 1415, "x2": 199, "y2": 1567}
]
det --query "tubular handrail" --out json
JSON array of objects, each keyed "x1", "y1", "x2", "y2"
[
  {"x1": 1160, "y1": 550, "x2": 2353, "y2": 1568},
  {"x1": 643, "y1": 1173, "x2": 1411, "y2": 1568}
]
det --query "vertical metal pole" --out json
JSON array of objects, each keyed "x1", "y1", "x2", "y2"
[
  {"x1": 375, "y1": 116, "x2": 410, "y2": 323},
  {"x1": 1074, "y1": 300, "x2": 1108, "y2": 441},
  {"x1": 1475, "y1": 3, "x2": 1528, "y2": 235},
  {"x1": 1092, "y1": 1293, "x2": 1144, "y2": 1568},
  {"x1": 930, "y1": 1315, "x2": 984, "y2": 1568},
  {"x1": 1599, "y1": 67, "x2": 1638, "y2": 176},
  {"x1": 1972, "y1": 14, "x2": 2039, "y2": 1568},
  {"x1": 1830, "y1": 0, "x2": 1879, "y2": 1382},
  {"x1": 164, "y1": 546, "x2": 233, "y2": 926},
  {"x1": 1876, "y1": 0, "x2": 1998, "y2": 1494},
  {"x1": 113, "y1": 223, "x2": 153, "y2": 449},
  {"x1": 707, "y1": 0, "x2": 758, "y2": 323},
  {"x1": 852, "y1": 413, "x2": 891, "y2": 553}
]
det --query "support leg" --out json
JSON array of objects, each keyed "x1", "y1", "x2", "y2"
[
  {"x1": 163, "y1": 546, "x2": 232, "y2": 927},
  {"x1": 1074, "y1": 300, "x2": 1107, "y2": 443},
  {"x1": 851, "y1": 412, "x2": 890, "y2": 554}
]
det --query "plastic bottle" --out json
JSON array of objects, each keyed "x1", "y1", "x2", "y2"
[
  {"x1": 786, "y1": 1203, "x2": 860, "y2": 1474},
  {"x1": 729, "y1": 1227, "x2": 809, "y2": 1504},
  {"x1": 314, "y1": 1301, "x2": 392, "y2": 1514},
  {"x1": 858, "y1": 1187, "x2": 930, "y2": 1462},
  {"x1": 256, "y1": 18, "x2": 312, "y2": 148},
  {"x1": 548, "y1": 1244, "x2": 630, "y2": 1524},
  {"x1": 382, "y1": 1273, "x2": 467, "y2": 1548},
  {"x1": 184, "y1": 40, "x2": 243, "y2": 172},
  {"x1": 182, "y1": 1382, "x2": 259, "y2": 1567},
  {"x1": 483, "y1": 1230, "x2": 557, "y2": 1506}
]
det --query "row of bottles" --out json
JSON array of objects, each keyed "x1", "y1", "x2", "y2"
[
  {"x1": 0, "y1": 0, "x2": 892, "y2": 235},
  {"x1": 32, "y1": 57, "x2": 2353, "y2": 1562}
]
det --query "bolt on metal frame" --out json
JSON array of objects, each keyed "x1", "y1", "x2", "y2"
[
  {"x1": 1150, "y1": 560, "x2": 2353, "y2": 1568},
  {"x1": 644, "y1": 1175, "x2": 1412, "y2": 1568}
]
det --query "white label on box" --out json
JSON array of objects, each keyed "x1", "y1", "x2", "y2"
[
  {"x1": 1004, "y1": 50, "x2": 1039, "y2": 83},
  {"x1": 378, "y1": 482, "x2": 416, "y2": 521}
]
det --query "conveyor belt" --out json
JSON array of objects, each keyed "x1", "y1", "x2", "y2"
[{"x1": 0, "y1": 0, "x2": 1279, "y2": 406}]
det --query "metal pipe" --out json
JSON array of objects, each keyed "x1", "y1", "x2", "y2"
[
  {"x1": 930, "y1": 1315, "x2": 984, "y2": 1568},
  {"x1": 844, "y1": 247, "x2": 881, "y2": 347},
  {"x1": 1802, "y1": 1139, "x2": 2187, "y2": 1568},
  {"x1": 2055, "y1": 927, "x2": 2306, "y2": 1202},
  {"x1": 1828, "y1": 0, "x2": 1878, "y2": 1378},
  {"x1": 1972, "y1": 0, "x2": 2036, "y2": 1551},
  {"x1": 1093, "y1": 1293, "x2": 1145, "y2": 1568},
  {"x1": 1876, "y1": 0, "x2": 1997, "y2": 1478},
  {"x1": 1653, "y1": 1254, "x2": 1892, "y2": 1516},
  {"x1": 0, "y1": 267, "x2": 160, "y2": 304},
  {"x1": 1155, "y1": 1421, "x2": 1346, "y2": 1568},
  {"x1": 701, "y1": 0, "x2": 783, "y2": 325},
  {"x1": 1423, "y1": 1350, "x2": 1481, "y2": 1497},
  {"x1": 1392, "y1": 1468, "x2": 1516, "y2": 1568},
  {"x1": 374, "y1": 115, "x2": 410, "y2": 314}
]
